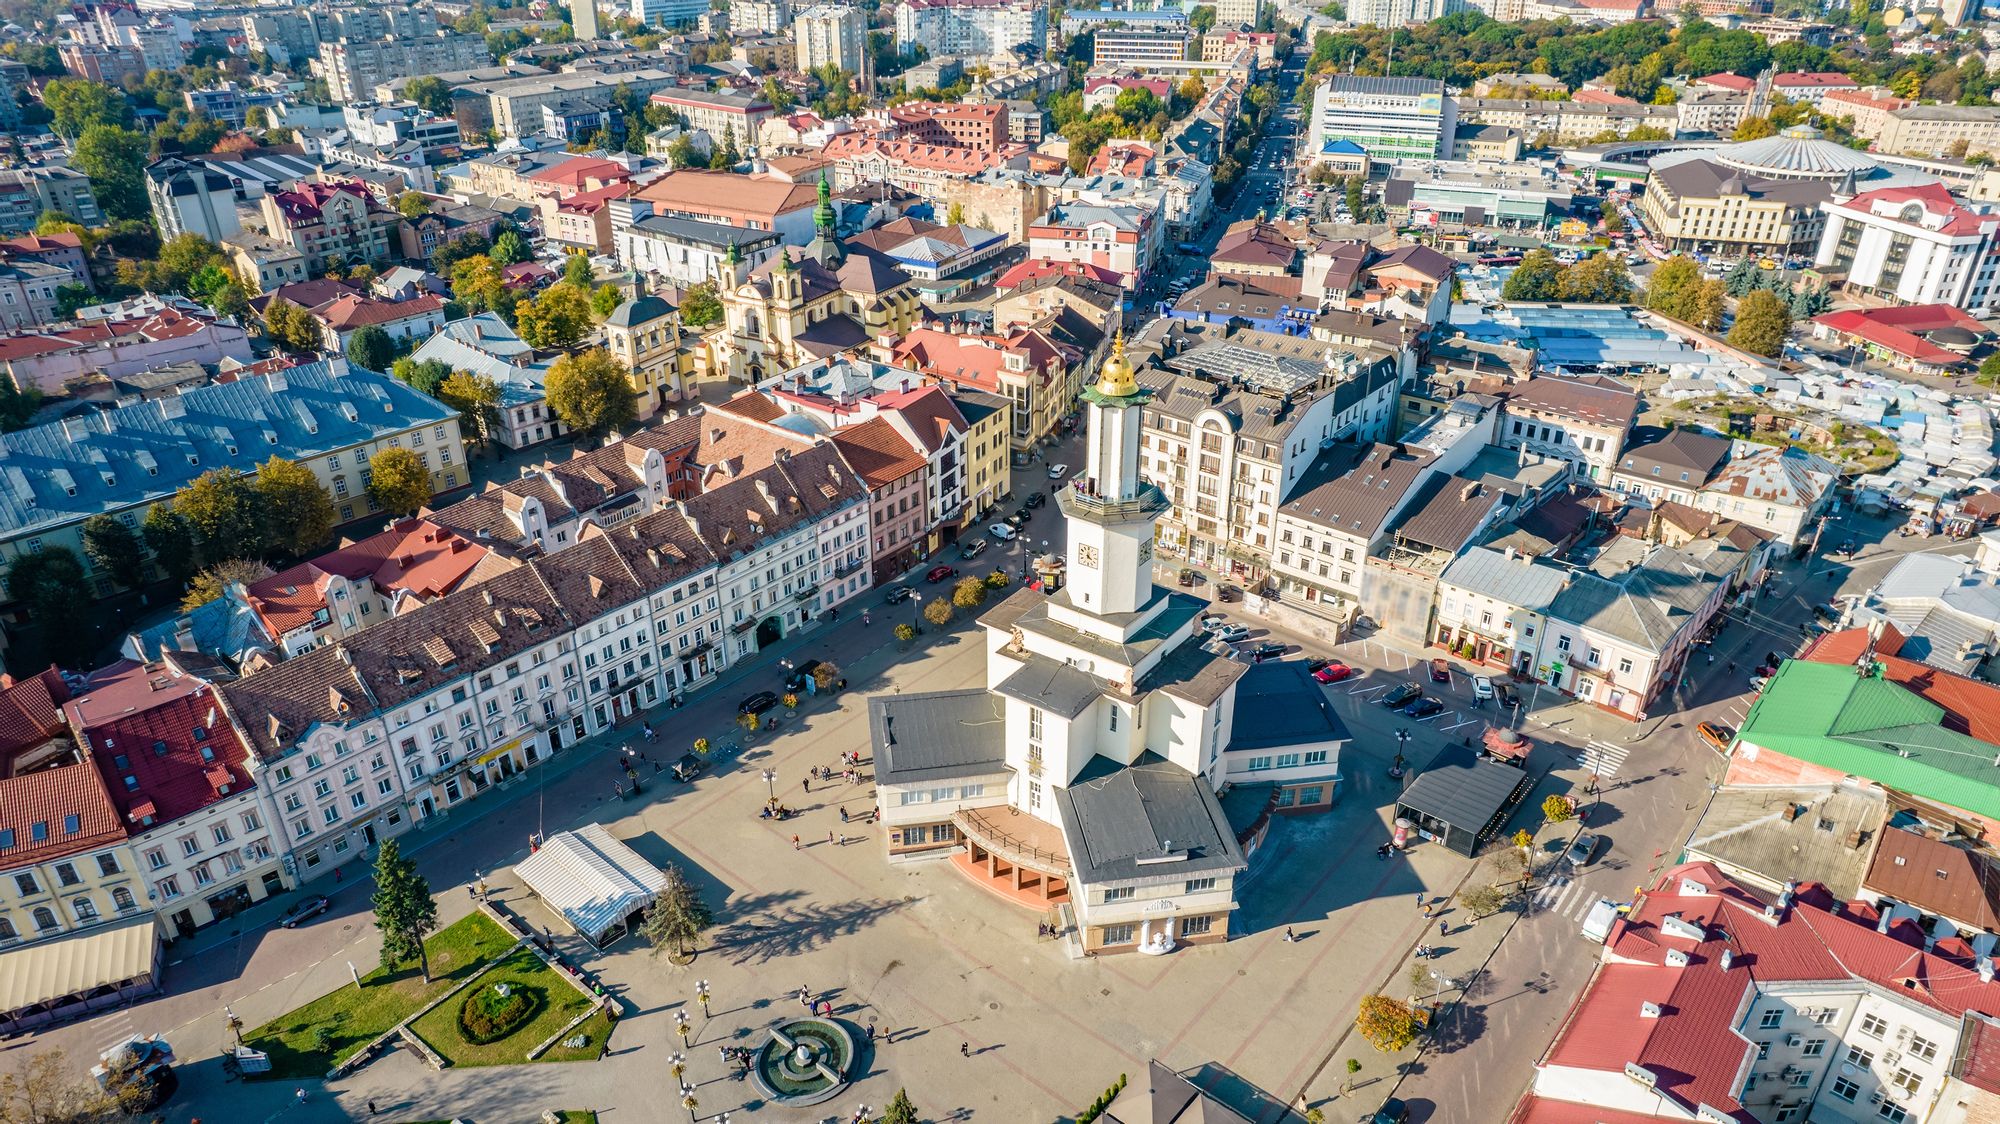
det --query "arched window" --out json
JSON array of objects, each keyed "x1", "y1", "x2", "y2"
[
  {"x1": 112, "y1": 887, "x2": 136, "y2": 912},
  {"x1": 72, "y1": 897, "x2": 97, "y2": 922},
  {"x1": 31, "y1": 907, "x2": 57, "y2": 932},
  {"x1": 0, "y1": 917, "x2": 15, "y2": 940}
]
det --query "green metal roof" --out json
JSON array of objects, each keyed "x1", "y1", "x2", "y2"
[{"x1": 1737, "y1": 661, "x2": 2000, "y2": 820}]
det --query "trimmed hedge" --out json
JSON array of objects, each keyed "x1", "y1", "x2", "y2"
[
  {"x1": 1075, "y1": 1073, "x2": 1129, "y2": 1123},
  {"x1": 458, "y1": 983, "x2": 544, "y2": 1045}
]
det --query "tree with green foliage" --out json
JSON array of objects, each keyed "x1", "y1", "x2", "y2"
[
  {"x1": 665, "y1": 133, "x2": 701, "y2": 169},
  {"x1": 392, "y1": 357, "x2": 454, "y2": 397},
  {"x1": 370, "y1": 840, "x2": 440, "y2": 982},
  {"x1": 0, "y1": 381, "x2": 41, "y2": 431},
  {"x1": 42, "y1": 77, "x2": 131, "y2": 139},
  {"x1": 344, "y1": 325, "x2": 397, "y2": 372},
  {"x1": 1980, "y1": 353, "x2": 2000, "y2": 385},
  {"x1": 141, "y1": 504, "x2": 198, "y2": 586},
  {"x1": 1556, "y1": 253, "x2": 1635, "y2": 304},
  {"x1": 176, "y1": 469, "x2": 269, "y2": 562},
  {"x1": 1501, "y1": 249, "x2": 1562, "y2": 302},
  {"x1": 1356, "y1": 994, "x2": 1422, "y2": 1053},
  {"x1": 71, "y1": 124, "x2": 150, "y2": 221},
  {"x1": 882, "y1": 1090, "x2": 920, "y2": 1124},
  {"x1": 396, "y1": 192, "x2": 431, "y2": 219},
  {"x1": 515, "y1": 282, "x2": 595, "y2": 349},
  {"x1": 432, "y1": 231, "x2": 494, "y2": 275},
  {"x1": 1644, "y1": 254, "x2": 1701, "y2": 320},
  {"x1": 679, "y1": 280, "x2": 724, "y2": 327},
  {"x1": 1728, "y1": 288, "x2": 1792, "y2": 357},
  {"x1": 638, "y1": 865, "x2": 714, "y2": 959},
  {"x1": 544, "y1": 348, "x2": 636, "y2": 439},
  {"x1": 403, "y1": 75, "x2": 453, "y2": 117},
  {"x1": 1688, "y1": 279, "x2": 1728, "y2": 331},
  {"x1": 562, "y1": 253, "x2": 594, "y2": 289},
  {"x1": 179, "y1": 558, "x2": 274, "y2": 613},
  {"x1": 450, "y1": 254, "x2": 510, "y2": 316},
  {"x1": 256, "y1": 457, "x2": 336, "y2": 557},
  {"x1": 1733, "y1": 115, "x2": 1777, "y2": 140},
  {"x1": 436, "y1": 371, "x2": 504, "y2": 449},
  {"x1": 953, "y1": 575, "x2": 989, "y2": 609},
  {"x1": 490, "y1": 229, "x2": 531, "y2": 266},
  {"x1": 6, "y1": 548, "x2": 98, "y2": 666},
  {"x1": 260, "y1": 296, "x2": 316, "y2": 354},
  {"x1": 367, "y1": 447, "x2": 433, "y2": 517},
  {"x1": 81, "y1": 513, "x2": 146, "y2": 590}
]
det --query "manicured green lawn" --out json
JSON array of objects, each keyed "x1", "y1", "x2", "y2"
[
  {"x1": 538, "y1": 1008, "x2": 617, "y2": 1064},
  {"x1": 244, "y1": 912, "x2": 517, "y2": 1079},
  {"x1": 555, "y1": 1113, "x2": 600, "y2": 1124},
  {"x1": 408, "y1": 946, "x2": 595, "y2": 1067}
]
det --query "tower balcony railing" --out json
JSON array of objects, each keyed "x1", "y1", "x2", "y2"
[{"x1": 1057, "y1": 479, "x2": 1172, "y2": 523}]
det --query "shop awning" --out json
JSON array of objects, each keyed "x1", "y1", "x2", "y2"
[
  {"x1": 0, "y1": 915, "x2": 160, "y2": 1013},
  {"x1": 512, "y1": 823, "x2": 669, "y2": 946}
]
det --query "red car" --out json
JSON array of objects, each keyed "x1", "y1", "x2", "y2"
[
  {"x1": 1312, "y1": 662, "x2": 1353, "y2": 684},
  {"x1": 1429, "y1": 658, "x2": 1452, "y2": 684},
  {"x1": 925, "y1": 565, "x2": 958, "y2": 583}
]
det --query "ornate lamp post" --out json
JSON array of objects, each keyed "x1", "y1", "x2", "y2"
[
  {"x1": 675, "y1": 1008, "x2": 691, "y2": 1046},
  {"x1": 761, "y1": 768, "x2": 777, "y2": 802},
  {"x1": 695, "y1": 979, "x2": 711, "y2": 1021}
]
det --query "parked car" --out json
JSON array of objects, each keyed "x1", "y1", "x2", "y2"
[
  {"x1": 1429, "y1": 658, "x2": 1451, "y2": 683},
  {"x1": 782, "y1": 659, "x2": 822, "y2": 692},
  {"x1": 1312, "y1": 662, "x2": 1354, "y2": 683},
  {"x1": 1024, "y1": 491, "x2": 1047, "y2": 509},
  {"x1": 277, "y1": 895, "x2": 332, "y2": 929},
  {"x1": 925, "y1": 565, "x2": 958, "y2": 583},
  {"x1": 1217, "y1": 584, "x2": 1242, "y2": 602},
  {"x1": 1496, "y1": 683, "x2": 1520, "y2": 710},
  {"x1": 1178, "y1": 568, "x2": 1198, "y2": 587},
  {"x1": 1472, "y1": 675, "x2": 1495, "y2": 701},
  {"x1": 1244, "y1": 641, "x2": 1286, "y2": 662},
  {"x1": 1006, "y1": 510, "x2": 1031, "y2": 527},
  {"x1": 884, "y1": 584, "x2": 915, "y2": 604},
  {"x1": 1047, "y1": 464, "x2": 1071, "y2": 480},
  {"x1": 738, "y1": 691, "x2": 779, "y2": 716},
  {"x1": 1567, "y1": 832, "x2": 1600, "y2": 867},
  {"x1": 989, "y1": 523, "x2": 1017, "y2": 541},
  {"x1": 1382, "y1": 682, "x2": 1423, "y2": 708},
  {"x1": 1211, "y1": 623, "x2": 1251, "y2": 643},
  {"x1": 1372, "y1": 1099, "x2": 1410, "y2": 1124},
  {"x1": 672, "y1": 753, "x2": 708, "y2": 782},
  {"x1": 1697, "y1": 722, "x2": 1735, "y2": 751},
  {"x1": 1403, "y1": 697, "x2": 1445, "y2": 719}
]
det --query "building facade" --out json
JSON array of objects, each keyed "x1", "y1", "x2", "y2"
[
  {"x1": 1815, "y1": 182, "x2": 2000, "y2": 314},
  {"x1": 1308, "y1": 76, "x2": 1455, "y2": 164}
]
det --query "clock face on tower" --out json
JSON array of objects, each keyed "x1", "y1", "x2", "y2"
[
  {"x1": 1139, "y1": 538, "x2": 1154, "y2": 563},
  {"x1": 1077, "y1": 544, "x2": 1101, "y2": 569}
]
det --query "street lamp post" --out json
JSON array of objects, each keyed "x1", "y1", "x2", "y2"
[
  {"x1": 681, "y1": 1087, "x2": 698, "y2": 1123},
  {"x1": 224, "y1": 1004, "x2": 243, "y2": 1049},
  {"x1": 668, "y1": 1050, "x2": 686, "y2": 1084},
  {"x1": 695, "y1": 979, "x2": 711, "y2": 1021},
  {"x1": 910, "y1": 592, "x2": 922, "y2": 631},
  {"x1": 675, "y1": 1008, "x2": 691, "y2": 1046},
  {"x1": 761, "y1": 768, "x2": 776, "y2": 802}
]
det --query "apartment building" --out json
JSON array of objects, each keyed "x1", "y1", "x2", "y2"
[
  {"x1": 317, "y1": 32, "x2": 492, "y2": 104},
  {"x1": 0, "y1": 303, "x2": 253, "y2": 397},
  {"x1": 1821, "y1": 86, "x2": 1914, "y2": 139},
  {"x1": 472, "y1": 70, "x2": 678, "y2": 140},
  {"x1": 0, "y1": 167, "x2": 103, "y2": 237},
  {"x1": 1816, "y1": 181, "x2": 2000, "y2": 313},
  {"x1": 260, "y1": 180, "x2": 404, "y2": 273},
  {"x1": 733, "y1": 0, "x2": 792, "y2": 33},
  {"x1": 612, "y1": 204, "x2": 782, "y2": 290},
  {"x1": 1693, "y1": 444, "x2": 1838, "y2": 547},
  {"x1": 0, "y1": 361, "x2": 466, "y2": 604},
  {"x1": 1494, "y1": 375, "x2": 1638, "y2": 484},
  {"x1": 1026, "y1": 202, "x2": 1161, "y2": 291},
  {"x1": 146, "y1": 157, "x2": 241, "y2": 243},
  {"x1": 1642, "y1": 159, "x2": 1829, "y2": 256},
  {"x1": 632, "y1": 0, "x2": 711, "y2": 27},
  {"x1": 0, "y1": 260, "x2": 64, "y2": 330},
  {"x1": 895, "y1": 0, "x2": 1046, "y2": 59},
  {"x1": 1874, "y1": 104, "x2": 2000, "y2": 160},
  {"x1": 646, "y1": 88, "x2": 775, "y2": 147},
  {"x1": 1608, "y1": 426, "x2": 1733, "y2": 508},
  {"x1": 1093, "y1": 28, "x2": 1195, "y2": 67},
  {"x1": 67, "y1": 661, "x2": 287, "y2": 939},
  {"x1": 794, "y1": 4, "x2": 869, "y2": 83},
  {"x1": 1455, "y1": 97, "x2": 1678, "y2": 145},
  {"x1": 893, "y1": 326, "x2": 1075, "y2": 454}
]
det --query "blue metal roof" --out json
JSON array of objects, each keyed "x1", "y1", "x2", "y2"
[{"x1": 0, "y1": 359, "x2": 456, "y2": 538}]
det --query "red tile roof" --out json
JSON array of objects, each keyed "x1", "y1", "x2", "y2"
[
  {"x1": 1773, "y1": 71, "x2": 1858, "y2": 88},
  {"x1": 0, "y1": 666, "x2": 69, "y2": 760},
  {"x1": 0, "y1": 760, "x2": 125, "y2": 864},
  {"x1": 525, "y1": 157, "x2": 631, "y2": 192},
  {"x1": 555, "y1": 181, "x2": 636, "y2": 214},
  {"x1": 821, "y1": 134, "x2": 1022, "y2": 175},
  {"x1": 66, "y1": 660, "x2": 252, "y2": 827},
  {"x1": 995, "y1": 258, "x2": 1125, "y2": 291},
  {"x1": 311, "y1": 292, "x2": 446, "y2": 332},
  {"x1": 872, "y1": 384, "x2": 967, "y2": 453},
  {"x1": 246, "y1": 518, "x2": 493, "y2": 636},
  {"x1": 1508, "y1": 1097, "x2": 1691, "y2": 1124},
  {"x1": 1697, "y1": 72, "x2": 1757, "y2": 93},
  {"x1": 892, "y1": 326, "x2": 1074, "y2": 395},
  {"x1": 0, "y1": 306, "x2": 217, "y2": 362},
  {"x1": 1813, "y1": 305, "x2": 1984, "y2": 367},
  {"x1": 0, "y1": 232, "x2": 84, "y2": 253},
  {"x1": 1573, "y1": 87, "x2": 1640, "y2": 106},
  {"x1": 828, "y1": 416, "x2": 926, "y2": 488},
  {"x1": 1827, "y1": 181, "x2": 2000, "y2": 237},
  {"x1": 268, "y1": 179, "x2": 377, "y2": 223}
]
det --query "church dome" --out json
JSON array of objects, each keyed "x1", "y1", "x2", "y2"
[{"x1": 1095, "y1": 333, "x2": 1138, "y2": 398}]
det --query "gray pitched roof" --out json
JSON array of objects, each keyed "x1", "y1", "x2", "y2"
[
  {"x1": 869, "y1": 689, "x2": 1009, "y2": 784},
  {"x1": 1396, "y1": 744, "x2": 1533, "y2": 838},
  {"x1": 1438, "y1": 546, "x2": 1570, "y2": 611},
  {"x1": 1549, "y1": 542, "x2": 1733, "y2": 653},
  {"x1": 995, "y1": 654, "x2": 1110, "y2": 720},
  {"x1": 1056, "y1": 755, "x2": 1247, "y2": 886},
  {"x1": 1279, "y1": 442, "x2": 1436, "y2": 541},
  {"x1": 1616, "y1": 426, "x2": 1732, "y2": 484}
]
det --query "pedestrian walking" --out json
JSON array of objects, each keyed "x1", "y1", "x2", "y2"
[
  {"x1": 294, "y1": 1089, "x2": 308, "y2": 1105},
  {"x1": 866, "y1": 1024, "x2": 876, "y2": 1044},
  {"x1": 840, "y1": 806, "x2": 849, "y2": 823},
  {"x1": 803, "y1": 777, "x2": 811, "y2": 794},
  {"x1": 838, "y1": 833, "x2": 847, "y2": 846},
  {"x1": 466, "y1": 886, "x2": 476, "y2": 901},
  {"x1": 477, "y1": 880, "x2": 488, "y2": 899},
  {"x1": 1415, "y1": 892, "x2": 1424, "y2": 908},
  {"x1": 368, "y1": 1101, "x2": 378, "y2": 1116},
  {"x1": 961, "y1": 1042, "x2": 971, "y2": 1058},
  {"x1": 1282, "y1": 927, "x2": 1296, "y2": 943},
  {"x1": 1421, "y1": 904, "x2": 1431, "y2": 919},
  {"x1": 1439, "y1": 920, "x2": 1448, "y2": 938},
  {"x1": 791, "y1": 834, "x2": 801, "y2": 850},
  {"x1": 827, "y1": 830, "x2": 835, "y2": 846}
]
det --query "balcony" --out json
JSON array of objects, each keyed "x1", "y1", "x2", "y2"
[{"x1": 794, "y1": 584, "x2": 819, "y2": 603}]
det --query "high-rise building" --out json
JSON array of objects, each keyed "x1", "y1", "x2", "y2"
[
  {"x1": 146, "y1": 157, "x2": 241, "y2": 243},
  {"x1": 316, "y1": 33, "x2": 492, "y2": 103},
  {"x1": 1213, "y1": 0, "x2": 1266, "y2": 25},
  {"x1": 733, "y1": 0, "x2": 792, "y2": 33},
  {"x1": 631, "y1": 0, "x2": 712, "y2": 29},
  {"x1": 1816, "y1": 182, "x2": 2000, "y2": 314},
  {"x1": 1306, "y1": 75, "x2": 1456, "y2": 164},
  {"x1": 794, "y1": 3, "x2": 869, "y2": 82},
  {"x1": 895, "y1": 0, "x2": 1046, "y2": 59},
  {"x1": 573, "y1": 0, "x2": 599, "y2": 40}
]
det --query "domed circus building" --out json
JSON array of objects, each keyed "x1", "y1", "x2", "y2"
[{"x1": 1639, "y1": 125, "x2": 1941, "y2": 259}]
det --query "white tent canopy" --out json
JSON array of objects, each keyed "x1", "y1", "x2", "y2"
[{"x1": 512, "y1": 824, "x2": 668, "y2": 946}]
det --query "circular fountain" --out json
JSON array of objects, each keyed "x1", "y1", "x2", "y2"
[{"x1": 749, "y1": 1018, "x2": 855, "y2": 1106}]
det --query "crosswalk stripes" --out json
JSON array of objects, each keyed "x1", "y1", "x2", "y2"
[
  {"x1": 1528, "y1": 877, "x2": 1607, "y2": 924},
  {"x1": 1580, "y1": 740, "x2": 1631, "y2": 782},
  {"x1": 96, "y1": 1006, "x2": 136, "y2": 1054}
]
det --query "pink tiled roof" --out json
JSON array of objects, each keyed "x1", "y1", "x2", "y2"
[
  {"x1": 66, "y1": 661, "x2": 253, "y2": 826},
  {"x1": 0, "y1": 306, "x2": 215, "y2": 362},
  {"x1": 246, "y1": 518, "x2": 491, "y2": 636},
  {"x1": 0, "y1": 762, "x2": 125, "y2": 864},
  {"x1": 0, "y1": 667, "x2": 69, "y2": 759},
  {"x1": 1773, "y1": 71, "x2": 1858, "y2": 88},
  {"x1": 311, "y1": 292, "x2": 445, "y2": 331},
  {"x1": 821, "y1": 134, "x2": 1022, "y2": 174},
  {"x1": 1814, "y1": 304, "x2": 1984, "y2": 366},
  {"x1": 994, "y1": 258, "x2": 1124, "y2": 291},
  {"x1": 1828, "y1": 181, "x2": 2000, "y2": 236},
  {"x1": 1696, "y1": 72, "x2": 1757, "y2": 93}
]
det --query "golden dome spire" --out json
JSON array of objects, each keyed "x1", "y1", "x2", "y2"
[{"x1": 1095, "y1": 332, "x2": 1137, "y2": 398}]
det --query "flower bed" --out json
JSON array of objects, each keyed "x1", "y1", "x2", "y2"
[{"x1": 407, "y1": 947, "x2": 595, "y2": 1067}]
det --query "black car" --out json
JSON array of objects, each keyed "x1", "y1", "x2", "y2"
[
  {"x1": 738, "y1": 691, "x2": 779, "y2": 716},
  {"x1": 1217, "y1": 584, "x2": 1242, "y2": 602},
  {"x1": 1496, "y1": 683, "x2": 1521, "y2": 710},
  {"x1": 277, "y1": 895, "x2": 332, "y2": 929},
  {"x1": 1372, "y1": 1099, "x2": 1410, "y2": 1124},
  {"x1": 672, "y1": 753, "x2": 707, "y2": 782},
  {"x1": 1006, "y1": 511, "x2": 1030, "y2": 528},
  {"x1": 1178, "y1": 568, "x2": 1198, "y2": 587},
  {"x1": 1244, "y1": 641, "x2": 1286, "y2": 662},
  {"x1": 1403, "y1": 697, "x2": 1445, "y2": 719},
  {"x1": 782, "y1": 659, "x2": 821, "y2": 692},
  {"x1": 1381, "y1": 682, "x2": 1423, "y2": 708},
  {"x1": 884, "y1": 585, "x2": 916, "y2": 604},
  {"x1": 1024, "y1": 491, "x2": 1047, "y2": 509}
]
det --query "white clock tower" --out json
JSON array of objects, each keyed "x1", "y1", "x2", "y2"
[{"x1": 1058, "y1": 335, "x2": 1166, "y2": 619}]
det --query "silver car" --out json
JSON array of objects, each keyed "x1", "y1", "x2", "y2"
[{"x1": 1567, "y1": 833, "x2": 1599, "y2": 867}]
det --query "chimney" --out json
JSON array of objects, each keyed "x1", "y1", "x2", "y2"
[
  {"x1": 1719, "y1": 949, "x2": 1734, "y2": 971},
  {"x1": 1982, "y1": 956, "x2": 1995, "y2": 984},
  {"x1": 1640, "y1": 1001, "x2": 1662, "y2": 1018},
  {"x1": 1665, "y1": 949, "x2": 1690, "y2": 968}
]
